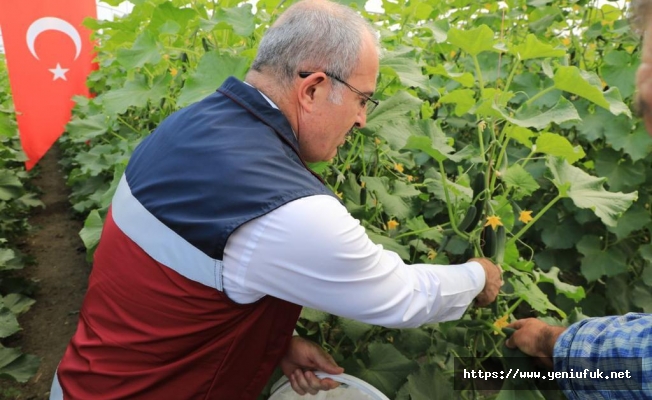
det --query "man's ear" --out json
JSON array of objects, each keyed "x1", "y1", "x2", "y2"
[{"x1": 297, "y1": 72, "x2": 327, "y2": 112}]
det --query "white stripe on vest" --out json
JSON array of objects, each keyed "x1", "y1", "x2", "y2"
[{"x1": 112, "y1": 174, "x2": 224, "y2": 291}]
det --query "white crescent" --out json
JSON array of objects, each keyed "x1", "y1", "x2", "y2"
[{"x1": 26, "y1": 17, "x2": 82, "y2": 61}]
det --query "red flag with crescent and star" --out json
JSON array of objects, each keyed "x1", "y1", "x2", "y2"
[{"x1": 0, "y1": 0, "x2": 97, "y2": 170}]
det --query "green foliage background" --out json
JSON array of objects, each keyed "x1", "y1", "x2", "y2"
[
  {"x1": 0, "y1": 54, "x2": 42, "y2": 383},
  {"x1": 25, "y1": 0, "x2": 651, "y2": 397}
]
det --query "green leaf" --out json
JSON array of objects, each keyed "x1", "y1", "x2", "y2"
[
  {"x1": 0, "y1": 248, "x2": 22, "y2": 271},
  {"x1": 641, "y1": 264, "x2": 652, "y2": 287},
  {"x1": 553, "y1": 66, "x2": 609, "y2": 109},
  {"x1": 604, "y1": 124, "x2": 652, "y2": 162},
  {"x1": 394, "y1": 328, "x2": 432, "y2": 359},
  {"x1": 535, "y1": 132, "x2": 585, "y2": 164},
  {"x1": 102, "y1": 74, "x2": 171, "y2": 115},
  {"x1": 2, "y1": 294, "x2": 35, "y2": 315},
  {"x1": 502, "y1": 164, "x2": 540, "y2": 199},
  {"x1": 608, "y1": 204, "x2": 651, "y2": 240},
  {"x1": 0, "y1": 112, "x2": 16, "y2": 137},
  {"x1": 0, "y1": 308, "x2": 20, "y2": 338},
  {"x1": 405, "y1": 216, "x2": 442, "y2": 242},
  {"x1": 600, "y1": 50, "x2": 637, "y2": 99},
  {"x1": 603, "y1": 87, "x2": 632, "y2": 118},
  {"x1": 510, "y1": 274, "x2": 566, "y2": 317},
  {"x1": 576, "y1": 236, "x2": 629, "y2": 281},
  {"x1": 547, "y1": 157, "x2": 637, "y2": 227},
  {"x1": 380, "y1": 48, "x2": 430, "y2": 92},
  {"x1": 496, "y1": 97, "x2": 580, "y2": 130},
  {"x1": 203, "y1": 4, "x2": 255, "y2": 37},
  {"x1": 0, "y1": 347, "x2": 40, "y2": 383},
  {"x1": 537, "y1": 267, "x2": 585, "y2": 302},
  {"x1": 116, "y1": 31, "x2": 162, "y2": 69},
  {"x1": 510, "y1": 34, "x2": 565, "y2": 60},
  {"x1": 447, "y1": 25, "x2": 496, "y2": 56},
  {"x1": 149, "y1": 2, "x2": 197, "y2": 35},
  {"x1": 79, "y1": 210, "x2": 104, "y2": 256},
  {"x1": 506, "y1": 125, "x2": 535, "y2": 148},
  {"x1": 631, "y1": 283, "x2": 652, "y2": 312},
  {"x1": 439, "y1": 89, "x2": 476, "y2": 116},
  {"x1": 344, "y1": 343, "x2": 418, "y2": 397},
  {"x1": 339, "y1": 317, "x2": 372, "y2": 342},
  {"x1": 424, "y1": 170, "x2": 473, "y2": 204},
  {"x1": 66, "y1": 114, "x2": 109, "y2": 143},
  {"x1": 594, "y1": 148, "x2": 646, "y2": 192},
  {"x1": 177, "y1": 51, "x2": 249, "y2": 107},
  {"x1": 403, "y1": 136, "x2": 449, "y2": 162},
  {"x1": 0, "y1": 170, "x2": 23, "y2": 201},
  {"x1": 425, "y1": 64, "x2": 474, "y2": 87},
  {"x1": 300, "y1": 307, "x2": 329, "y2": 322},
  {"x1": 362, "y1": 176, "x2": 418, "y2": 219},
  {"x1": 395, "y1": 363, "x2": 453, "y2": 399},
  {"x1": 364, "y1": 91, "x2": 423, "y2": 149}
]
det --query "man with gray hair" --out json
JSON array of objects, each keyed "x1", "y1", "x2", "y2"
[
  {"x1": 505, "y1": 1, "x2": 652, "y2": 398},
  {"x1": 50, "y1": 0, "x2": 501, "y2": 398}
]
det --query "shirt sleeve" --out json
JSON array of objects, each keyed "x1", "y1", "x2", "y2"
[
  {"x1": 222, "y1": 194, "x2": 486, "y2": 328},
  {"x1": 552, "y1": 313, "x2": 652, "y2": 399}
]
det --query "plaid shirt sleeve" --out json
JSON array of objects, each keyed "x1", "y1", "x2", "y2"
[{"x1": 552, "y1": 313, "x2": 652, "y2": 399}]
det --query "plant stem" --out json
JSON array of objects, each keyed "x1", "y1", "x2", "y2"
[
  {"x1": 438, "y1": 160, "x2": 469, "y2": 240},
  {"x1": 506, "y1": 194, "x2": 562, "y2": 247},
  {"x1": 472, "y1": 55, "x2": 485, "y2": 97},
  {"x1": 519, "y1": 86, "x2": 555, "y2": 110}
]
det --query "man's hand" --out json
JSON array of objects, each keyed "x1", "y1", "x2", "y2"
[
  {"x1": 280, "y1": 336, "x2": 344, "y2": 396},
  {"x1": 505, "y1": 318, "x2": 567, "y2": 368},
  {"x1": 470, "y1": 257, "x2": 502, "y2": 306}
]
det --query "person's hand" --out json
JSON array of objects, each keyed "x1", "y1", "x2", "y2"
[
  {"x1": 470, "y1": 257, "x2": 502, "y2": 306},
  {"x1": 505, "y1": 318, "x2": 567, "y2": 368},
  {"x1": 280, "y1": 336, "x2": 344, "y2": 396}
]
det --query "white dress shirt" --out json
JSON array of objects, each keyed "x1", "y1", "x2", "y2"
[{"x1": 223, "y1": 194, "x2": 485, "y2": 328}]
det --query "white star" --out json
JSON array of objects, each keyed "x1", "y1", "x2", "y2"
[{"x1": 49, "y1": 63, "x2": 69, "y2": 81}]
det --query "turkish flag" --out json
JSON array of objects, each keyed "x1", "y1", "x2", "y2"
[{"x1": 0, "y1": 0, "x2": 97, "y2": 170}]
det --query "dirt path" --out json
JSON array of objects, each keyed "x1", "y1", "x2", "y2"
[{"x1": 2, "y1": 146, "x2": 90, "y2": 400}]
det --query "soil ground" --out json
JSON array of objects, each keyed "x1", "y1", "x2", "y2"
[{"x1": 1, "y1": 146, "x2": 90, "y2": 400}]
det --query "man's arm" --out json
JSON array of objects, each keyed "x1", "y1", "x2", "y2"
[
  {"x1": 223, "y1": 194, "x2": 501, "y2": 328},
  {"x1": 507, "y1": 314, "x2": 652, "y2": 398}
]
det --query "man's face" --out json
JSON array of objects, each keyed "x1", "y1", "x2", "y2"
[
  {"x1": 636, "y1": 29, "x2": 652, "y2": 135},
  {"x1": 297, "y1": 34, "x2": 380, "y2": 162}
]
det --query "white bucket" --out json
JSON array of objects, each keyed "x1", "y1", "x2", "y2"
[{"x1": 268, "y1": 372, "x2": 389, "y2": 400}]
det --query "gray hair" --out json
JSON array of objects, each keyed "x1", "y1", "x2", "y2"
[
  {"x1": 250, "y1": 0, "x2": 379, "y2": 101},
  {"x1": 629, "y1": 0, "x2": 652, "y2": 35}
]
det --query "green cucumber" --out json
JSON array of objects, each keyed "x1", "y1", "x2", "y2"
[
  {"x1": 481, "y1": 225, "x2": 497, "y2": 258},
  {"x1": 456, "y1": 205, "x2": 477, "y2": 232},
  {"x1": 495, "y1": 225, "x2": 506, "y2": 264}
]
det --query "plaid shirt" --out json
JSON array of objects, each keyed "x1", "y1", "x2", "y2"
[{"x1": 553, "y1": 313, "x2": 652, "y2": 399}]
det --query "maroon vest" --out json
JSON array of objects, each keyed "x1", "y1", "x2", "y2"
[{"x1": 56, "y1": 210, "x2": 301, "y2": 399}]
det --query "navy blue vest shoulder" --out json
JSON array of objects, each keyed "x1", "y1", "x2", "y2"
[{"x1": 124, "y1": 77, "x2": 337, "y2": 260}]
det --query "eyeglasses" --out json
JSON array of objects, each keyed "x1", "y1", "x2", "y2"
[{"x1": 298, "y1": 71, "x2": 379, "y2": 114}]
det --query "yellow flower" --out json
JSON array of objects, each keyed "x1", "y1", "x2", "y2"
[
  {"x1": 394, "y1": 163, "x2": 404, "y2": 173},
  {"x1": 484, "y1": 215, "x2": 503, "y2": 230},
  {"x1": 519, "y1": 210, "x2": 533, "y2": 224},
  {"x1": 450, "y1": 50, "x2": 457, "y2": 58},
  {"x1": 562, "y1": 37, "x2": 571, "y2": 46},
  {"x1": 493, "y1": 314, "x2": 510, "y2": 334},
  {"x1": 427, "y1": 249, "x2": 437, "y2": 260},
  {"x1": 387, "y1": 220, "x2": 399, "y2": 230},
  {"x1": 407, "y1": 175, "x2": 414, "y2": 182},
  {"x1": 374, "y1": 138, "x2": 382, "y2": 145},
  {"x1": 361, "y1": 181, "x2": 366, "y2": 188},
  {"x1": 170, "y1": 68, "x2": 178, "y2": 77},
  {"x1": 336, "y1": 192, "x2": 343, "y2": 200}
]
